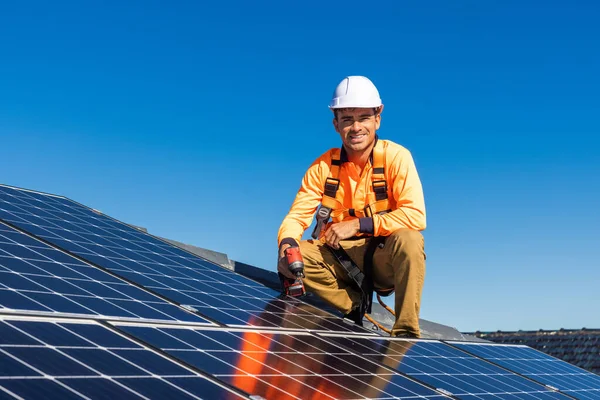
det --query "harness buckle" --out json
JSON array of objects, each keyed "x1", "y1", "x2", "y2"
[
  {"x1": 372, "y1": 179, "x2": 388, "y2": 201},
  {"x1": 311, "y1": 206, "x2": 332, "y2": 239},
  {"x1": 324, "y1": 178, "x2": 340, "y2": 198}
]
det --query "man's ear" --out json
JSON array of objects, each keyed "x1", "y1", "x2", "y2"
[
  {"x1": 375, "y1": 104, "x2": 384, "y2": 130},
  {"x1": 332, "y1": 116, "x2": 339, "y2": 133}
]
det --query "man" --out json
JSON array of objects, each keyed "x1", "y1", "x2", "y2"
[{"x1": 277, "y1": 75, "x2": 426, "y2": 338}]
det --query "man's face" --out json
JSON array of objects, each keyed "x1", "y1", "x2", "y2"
[{"x1": 333, "y1": 107, "x2": 381, "y2": 155}]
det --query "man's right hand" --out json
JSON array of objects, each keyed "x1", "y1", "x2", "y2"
[{"x1": 277, "y1": 243, "x2": 295, "y2": 279}]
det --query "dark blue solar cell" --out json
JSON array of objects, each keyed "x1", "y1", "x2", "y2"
[
  {"x1": 25, "y1": 292, "x2": 96, "y2": 314},
  {"x1": 152, "y1": 287, "x2": 200, "y2": 303},
  {"x1": 113, "y1": 349, "x2": 195, "y2": 375},
  {"x1": 0, "y1": 352, "x2": 41, "y2": 377},
  {"x1": 0, "y1": 201, "x2": 26, "y2": 215},
  {"x1": 107, "y1": 299, "x2": 174, "y2": 320},
  {"x1": 0, "y1": 211, "x2": 28, "y2": 225},
  {"x1": 71, "y1": 296, "x2": 135, "y2": 317},
  {"x1": 0, "y1": 271, "x2": 51, "y2": 292},
  {"x1": 17, "y1": 223, "x2": 64, "y2": 240},
  {"x1": 119, "y1": 326, "x2": 195, "y2": 349},
  {"x1": 382, "y1": 374, "x2": 448, "y2": 399},
  {"x1": 33, "y1": 248, "x2": 85, "y2": 265},
  {"x1": 58, "y1": 378, "x2": 142, "y2": 400},
  {"x1": 189, "y1": 306, "x2": 251, "y2": 326},
  {"x1": 0, "y1": 255, "x2": 48, "y2": 275},
  {"x1": 4, "y1": 347, "x2": 97, "y2": 376},
  {"x1": 33, "y1": 261, "x2": 88, "y2": 279},
  {"x1": 169, "y1": 350, "x2": 238, "y2": 375},
  {"x1": 74, "y1": 266, "x2": 124, "y2": 283},
  {"x1": 115, "y1": 378, "x2": 206, "y2": 400},
  {"x1": 45, "y1": 227, "x2": 92, "y2": 243},
  {"x1": 0, "y1": 243, "x2": 43, "y2": 259},
  {"x1": 0, "y1": 289, "x2": 52, "y2": 312},
  {"x1": 107, "y1": 283, "x2": 161, "y2": 302},
  {"x1": 145, "y1": 302, "x2": 206, "y2": 323},
  {"x1": 0, "y1": 231, "x2": 40, "y2": 247},
  {"x1": 1, "y1": 379, "x2": 83, "y2": 399},
  {"x1": 61, "y1": 348, "x2": 148, "y2": 376},
  {"x1": 59, "y1": 323, "x2": 142, "y2": 348},
  {"x1": 166, "y1": 377, "x2": 245, "y2": 400},
  {"x1": 32, "y1": 276, "x2": 92, "y2": 296},
  {"x1": 116, "y1": 270, "x2": 168, "y2": 287},
  {"x1": 181, "y1": 292, "x2": 233, "y2": 308},
  {"x1": 0, "y1": 321, "x2": 40, "y2": 345},
  {"x1": 43, "y1": 237, "x2": 90, "y2": 252},
  {"x1": 8, "y1": 321, "x2": 92, "y2": 347},
  {"x1": 0, "y1": 389, "x2": 16, "y2": 399},
  {"x1": 160, "y1": 328, "x2": 231, "y2": 350},
  {"x1": 71, "y1": 280, "x2": 129, "y2": 299}
]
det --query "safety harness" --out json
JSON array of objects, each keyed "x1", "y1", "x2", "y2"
[
  {"x1": 312, "y1": 138, "x2": 392, "y2": 237},
  {"x1": 310, "y1": 139, "x2": 395, "y2": 331}
]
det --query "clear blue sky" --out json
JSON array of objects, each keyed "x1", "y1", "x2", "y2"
[{"x1": 1, "y1": 1, "x2": 598, "y2": 333}]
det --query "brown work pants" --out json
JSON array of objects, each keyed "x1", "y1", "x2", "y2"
[{"x1": 299, "y1": 229, "x2": 426, "y2": 337}]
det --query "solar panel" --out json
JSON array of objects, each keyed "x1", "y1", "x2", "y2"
[
  {"x1": 451, "y1": 341, "x2": 600, "y2": 400},
  {"x1": 0, "y1": 184, "x2": 372, "y2": 334},
  {"x1": 0, "y1": 221, "x2": 211, "y2": 324},
  {"x1": 1, "y1": 183, "x2": 595, "y2": 400},
  {"x1": 0, "y1": 315, "x2": 247, "y2": 399},
  {"x1": 322, "y1": 334, "x2": 573, "y2": 399},
  {"x1": 113, "y1": 321, "x2": 453, "y2": 400}
]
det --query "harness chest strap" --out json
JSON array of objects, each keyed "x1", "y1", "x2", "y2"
[{"x1": 317, "y1": 140, "x2": 391, "y2": 225}]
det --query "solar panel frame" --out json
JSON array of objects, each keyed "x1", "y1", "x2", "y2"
[
  {"x1": 448, "y1": 341, "x2": 600, "y2": 400},
  {"x1": 0, "y1": 314, "x2": 249, "y2": 400},
  {"x1": 0, "y1": 184, "x2": 378, "y2": 335},
  {"x1": 111, "y1": 320, "x2": 455, "y2": 400},
  {"x1": 318, "y1": 333, "x2": 574, "y2": 400},
  {"x1": 0, "y1": 221, "x2": 214, "y2": 325}
]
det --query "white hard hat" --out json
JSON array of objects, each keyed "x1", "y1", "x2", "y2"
[{"x1": 329, "y1": 76, "x2": 382, "y2": 109}]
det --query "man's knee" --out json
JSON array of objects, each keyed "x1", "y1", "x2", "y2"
[
  {"x1": 386, "y1": 229, "x2": 425, "y2": 259},
  {"x1": 298, "y1": 239, "x2": 334, "y2": 275}
]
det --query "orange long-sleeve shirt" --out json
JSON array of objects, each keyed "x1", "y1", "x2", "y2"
[{"x1": 278, "y1": 139, "x2": 426, "y2": 246}]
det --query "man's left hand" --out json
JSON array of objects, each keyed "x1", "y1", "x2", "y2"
[{"x1": 324, "y1": 219, "x2": 360, "y2": 249}]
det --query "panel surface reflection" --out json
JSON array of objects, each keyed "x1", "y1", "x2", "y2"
[{"x1": 118, "y1": 324, "x2": 449, "y2": 400}]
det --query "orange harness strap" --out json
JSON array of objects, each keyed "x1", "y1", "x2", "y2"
[{"x1": 319, "y1": 141, "x2": 391, "y2": 224}]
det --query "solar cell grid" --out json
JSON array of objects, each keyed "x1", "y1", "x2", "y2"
[
  {"x1": 322, "y1": 334, "x2": 573, "y2": 400},
  {"x1": 0, "y1": 316, "x2": 246, "y2": 400},
  {"x1": 451, "y1": 342, "x2": 600, "y2": 400},
  {"x1": 0, "y1": 221, "x2": 211, "y2": 324},
  {"x1": 115, "y1": 322, "x2": 452, "y2": 400},
  {"x1": 0, "y1": 184, "x2": 374, "y2": 334}
]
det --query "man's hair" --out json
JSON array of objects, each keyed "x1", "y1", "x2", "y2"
[{"x1": 333, "y1": 107, "x2": 382, "y2": 121}]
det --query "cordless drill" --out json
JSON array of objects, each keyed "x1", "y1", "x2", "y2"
[{"x1": 280, "y1": 246, "x2": 306, "y2": 297}]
